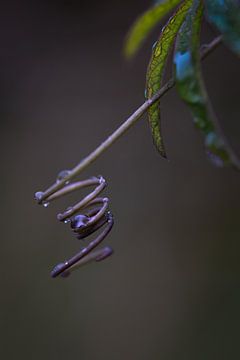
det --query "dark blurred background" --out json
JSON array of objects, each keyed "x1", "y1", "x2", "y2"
[{"x1": 0, "y1": 1, "x2": 240, "y2": 359}]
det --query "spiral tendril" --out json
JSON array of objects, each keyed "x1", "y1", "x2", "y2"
[{"x1": 35, "y1": 173, "x2": 114, "y2": 278}]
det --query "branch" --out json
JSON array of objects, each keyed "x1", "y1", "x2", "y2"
[{"x1": 36, "y1": 35, "x2": 222, "y2": 203}]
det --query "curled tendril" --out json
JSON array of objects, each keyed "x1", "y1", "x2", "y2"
[{"x1": 35, "y1": 174, "x2": 114, "y2": 278}]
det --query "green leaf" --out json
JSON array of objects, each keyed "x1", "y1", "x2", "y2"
[
  {"x1": 205, "y1": 0, "x2": 240, "y2": 56},
  {"x1": 124, "y1": 0, "x2": 182, "y2": 58},
  {"x1": 174, "y1": 0, "x2": 239, "y2": 168},
  {"x1": 146, "y1": 0, "x2": 193, "y2": 157}
]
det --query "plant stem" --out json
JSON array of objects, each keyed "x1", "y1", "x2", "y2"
[{"x1": 37, "y1": 35, "x2": 222, "y2": 202}]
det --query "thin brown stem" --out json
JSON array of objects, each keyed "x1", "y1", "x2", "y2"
[{"x1": 36, "y1": 36, "x2": 222, "y2": 202}]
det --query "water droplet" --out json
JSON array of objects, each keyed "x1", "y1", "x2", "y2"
[
  {"x1": 56, "y1": 169, "x2": 71, "y2": 184},
  {"x1": 98, "y1": 175, "x2": 106, "y2": 185},
  {"x1": 43, "y1": 201, "x2": 49, "y2": 208},
  {"x1": 64, "y1": 219, "x2": 70, "y2": 224},
  {"x1": 144, "y1": 89, "x2": 147, "y2": 99},
  {"x1": 152, "y1": 41, "x2": 157, "y2": 50},
  {"x1": 35, "y1": 191, "x2": 44, "y2": 202},
  {"x1": 71, "y1": 214, "x2": 89, "y2": 230}
]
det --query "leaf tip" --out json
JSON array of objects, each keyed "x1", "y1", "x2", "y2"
[{"x1": 153, "y1": 138, "x2": 167, "y2": 159}]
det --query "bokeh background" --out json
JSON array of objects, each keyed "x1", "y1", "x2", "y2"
[{"x1": 1, "y1": 1, "x2": 240, "y2": 359}]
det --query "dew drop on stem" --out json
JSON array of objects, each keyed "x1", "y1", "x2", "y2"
[{"x1": 56, "y1": 169, "x2": 71, "y2": 184}]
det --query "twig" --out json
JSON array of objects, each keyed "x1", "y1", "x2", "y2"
[{"x1": 36, "y1": 35, "x2": 222, "y2": 202}]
